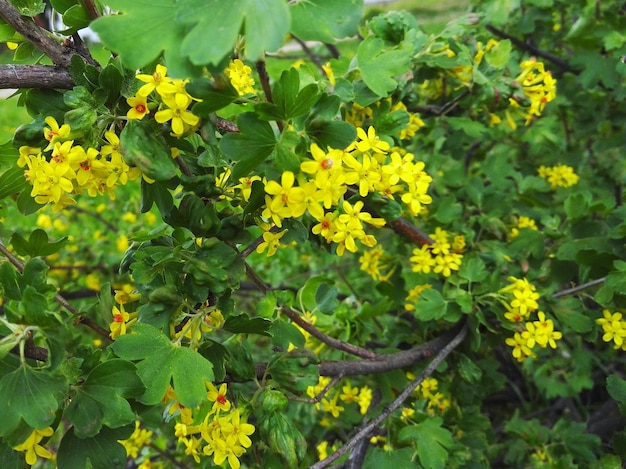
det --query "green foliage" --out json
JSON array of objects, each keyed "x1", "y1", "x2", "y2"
[
  {"x1": 110, "y1": 323, "x2": 214, "y2": 407},
  {"x1": 0, "y1": 0, "x2": 625, "y2": 467}
]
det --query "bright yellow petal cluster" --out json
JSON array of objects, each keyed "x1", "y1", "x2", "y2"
[
  {"x1": 225, "y1": 59, "x2": 256, "y2": 96},
  {"x1": 305, "y1": 378, "x2": 372, "y2": 416},
  {"x1": 19, "y1": 123, "x2": 141, "y2": 211},
  {"x1": 359, "y1": 245, "x2": 395, "y2": 281},
  {"x1": 538, "y1": 164, "x2": 579, "y2": 189},
  {"x1": 259, "y1": 126, "x2": 433, "y2": 257},
  {"x1": 134, "y1": 64, "x2": 200, "y2": 137},
  {"x1": 169, "y1": 382, "x2": 255, "y2": 469},
  {"x1": 509, "y1": 215, "x2": 538, "y2": 239},
  {"x1": 409, "y1": 228, "x2": 463, "y2": 277},
  {"x1": 596, "y1": 309, "x2": 626, "y2": 350},
  {"x1": 119, "y1": 421, "x2": 153, "y2": 458},
  {"x1": 109, "y1": 303, "x2": 138, "y2": 339},
  {"x1": 12, "y1": 426, "x2": 54, "y2": 466}
]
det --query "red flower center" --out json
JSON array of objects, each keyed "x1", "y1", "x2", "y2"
[
  {"x1": 135, "y1": 104, "x2": 146, "y2": 113},
  {"x1": 217, "y1": 394, "x2": 227, "y2": 405},
  {"x1": 113, "y1": 313, "x2": 124, "y2": 323}
]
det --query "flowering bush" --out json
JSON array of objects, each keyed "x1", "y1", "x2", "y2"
[{"x1": 0, "y1": 0, "x2": 625, "y2": 468}]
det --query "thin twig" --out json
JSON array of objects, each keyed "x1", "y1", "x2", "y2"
[
  {"x1": 292, "y1": 36, "x2": 325, "y2": 74},
  {"x1": 255, "y1": 59, "x2": 274, "y2": 103},
  {"x1": 67, "y1": 205, "x2": 119, "y2": 232},
  {"x1": 309, "y1": 323, "x2": 468, "y2": 469},
  {"x1": 245, "y1": 263, "x2": 378, "y2": 359},
  {"x1": 552, "y1": 277, "x2": 606, "y2": 298}
]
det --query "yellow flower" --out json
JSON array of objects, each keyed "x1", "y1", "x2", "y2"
[
  {"x1": 256, "y1": 229, "x2": 287, "y2": 257},
  {"x1": 225, "y1": 59, "x2": 256, "y2": 95},
  {"x1": 126, "y1": 95, "x2": 150, "y2": 120},
  {"x1": 109, "y1": 303, "x2": 138, "y2": 338},
  {"x1": 13, "y1": 427, "x2": 54, "y2": 466},
  {"x1": 207, "y1": 382, "x2": 231, "y2": 413},
  {"x1": 154, "y1": 93, "x2": 199, "y2": 136},
  {"x1": 119, "y1": 421, "x2": 153, "y2": 458},
  {"x1": 136, "y1": 64, "x2": 177, "y2": 97},
  {"x1": 538, "y1": 164, "x2": 579, "y2": 189},
  {"x1": 321, "y1": 62, "x2": 336, "y2": 85}
]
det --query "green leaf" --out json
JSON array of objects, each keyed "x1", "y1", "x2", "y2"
[
  {"x1": 484, "y1": 39, "x2": 511, "y2": 67},
  {"x1": 414, "y1": 288, "x2": 447, "y2": 321},
  {"x1": 91, "y1": 0, "x2": 187, "y2": 72},
  {"x1": 186, "y1": 78, "x2": 240, "y2": 115},
  {"x1": 11, "y1": 0, "x2": 45, "y2": 16},
  {"x1": 398, "y1": 417, "x2": 453, "y2": 469},
  {"x1": 220, "y1": 112, "x2": 277, "y2": 180},
  {"x1": 314, "y1": 282, "x2": 339, "y2": 315},
  {"x1": 10, "y1": 229, "x2": 67, "y2": 257},
  {"x1": 458, "y1": 256, "x2": 488, "y2": 283},
  {"x1": 357, "y1": 37, "x2": 411, "y2": 97},
  {"x1": 178, "y1": 0, "x2": 290, "y2": 65},
  {"x1": 269, "y1": 349, "x2": 319, "y2": 391},
  {"x1": 57, "y1": 425, "x2": 133, "y2": 469},
  {"x1": 111, "y1": 323, "x2": 214, "y2": 407},
  {"x1": 222, "y1": 314, "x2": 272, "y2": 336},
  {"x1": 258, "y1": 411, "x2": 307, "y2": 467},
  {"x1": 447, "y1": 117, "x2": 487, "y2": 138},
  {"x1": 290, "y1": 0, "x2": 363, "y2": 42},
  {"x1": 433, "y1": 196, "x2": 463, "y2": 223},
  {"x1": 0, "y1": 166, "x2": 27, "y2": 200},
  {"x1": 256, "y1": 68, "x2": 320, "y2": 121},
  {"x1": 607, "y1": 374, "x2": 626, "y2": 412},
  {"x1": 298, "y1": 276, "x2": 335, "y2": 312},
  {"x1": 120, "y1": 120, "x2": 178, "y2": 181},
  {"x1": 64, "y1": 359, "x2": 145, "y2": 438},
  {"x1": 364, "y1": 447, "x2": 416, "y2": 469},
  {"x1": 0, "y1": 141, "x2": 19, "y2": 167},
  {"x1": 306, "y1": 119, "x2": 356, "y2": 149},
  {"x1": 20, "y1": 285, "x2": 53, "y2": 326},
  {"x1": 269, "y1": 320, "x2": 305, "y2": 350},
  {"x1": 0, "y1": 366, "x2": 67, "y2": 436},
  {"x1": 552, "y1": 305, "x2": 593, "y2": 333}
]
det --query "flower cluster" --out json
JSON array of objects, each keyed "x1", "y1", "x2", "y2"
[
  {"x1": 258, "y1": 126, "x2": 433, "y2": 257},
  {"x1": 119, "y1": 421, "x2": 153, "y2": 459},
  {"x1": 130, "y1": 64, "x2": 200, "y2": 137},
  {"x1": 225, "y1": 59, "x2": 256, "y2": 96},
  {"x1": 409, "y1": 228, "x2": 465, "y2": 278},
  {"x1": 596, "y1": 309, "x2": 626, "y2": 350},
  {"x1": 169, "y1": 383, "x2": 255, "y2": 469},
  {"x1": 18, "y1": 119, "x2": 141, "y2": 211},
  {"x1": 513, "y1": 58, "x2": 557, "y2": 126},
  {"x1": 12, "y1": 426, "x2": 54, "y2": 466},
  {"x1": 109, "y1": 288, "x2": 140, "y2": 339},
  {"x1": 306, "y1": 377, "x2": 373, "y2": 417},
  {"x1": 403, "y1": 375, "x2": 451, "y2": 416},
  {"x1": 404, "y1": 283, "x2": 432, "y2": 311},
  {"x1": 171, "y1": 307, "x2": 225, "y2": 349},
  {"x1": 500, "y1": 277, "x2": 563, "y2": 362},
  {"x1": 508, "y1": 215, "x2": 538, "y2": 239},
  {"x1": 538, "y1": 164, "x2": 579, "y2": 189},
  {"x1": 359, "y1": 245, "x2": 395, "y2": 281}
]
